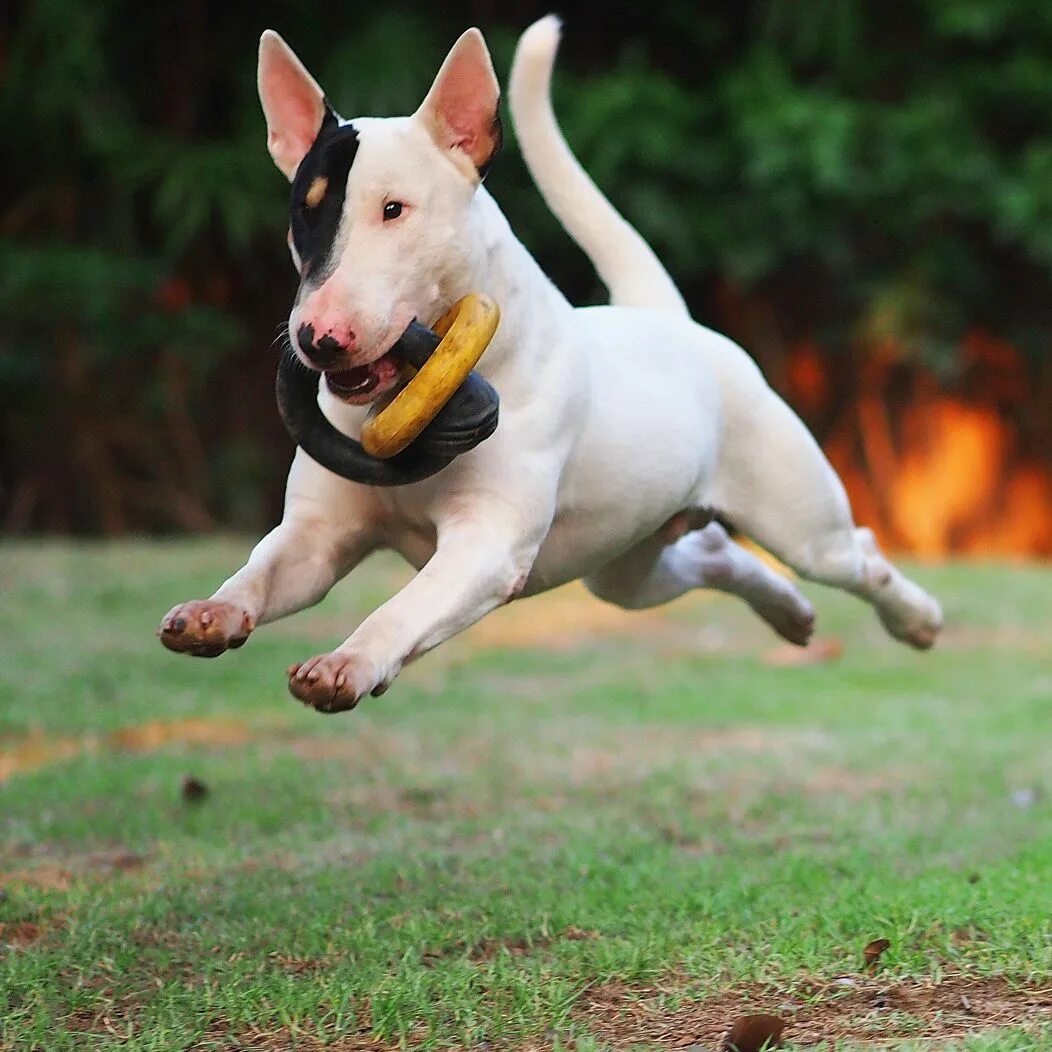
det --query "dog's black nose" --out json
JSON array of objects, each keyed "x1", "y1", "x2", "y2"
[{"x1": 296, "y1": 324, "x2": 346, "y2": 369}]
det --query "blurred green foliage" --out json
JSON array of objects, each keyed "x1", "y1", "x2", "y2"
[{"x1": 2, "y1": 0, "x2": 1051, "y2": 532}]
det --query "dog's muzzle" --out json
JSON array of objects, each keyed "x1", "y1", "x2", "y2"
[{"x1": 275, "y1": 294, "x2": 501, "y2": 486}]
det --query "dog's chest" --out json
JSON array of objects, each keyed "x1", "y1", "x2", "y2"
[{"x1": 369, "y1": 487, "x2": 443, "y2": 570}]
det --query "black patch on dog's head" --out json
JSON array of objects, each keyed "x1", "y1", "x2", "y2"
[{"x1": 290, "y1": 103, "x2": 358, "y2": 281}]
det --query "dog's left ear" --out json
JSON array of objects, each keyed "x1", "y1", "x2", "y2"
[{"x1": 415, "y1": 28, "x2": 502, "y2": 180}]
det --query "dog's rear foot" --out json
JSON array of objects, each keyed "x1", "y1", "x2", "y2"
[
  {"x1": 745, "y1": 583, "x2": 816, "y2": 647},
  {"x1": 877, "y1": 591, "x2": 943, "y2": 650},
  {"x1": 690, "y1": 525, "x2": 815, "y2": 646},
  {"x1": 158, "y1": 600, "x2": 255, "y2": 658},
  {"x1": 857, "y1": 531, "x2": 943, "y2": 649}
]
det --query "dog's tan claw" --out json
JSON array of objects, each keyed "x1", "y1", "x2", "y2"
[{"x1": 158, "y1": 600, "x2": 254, "y2": 658}]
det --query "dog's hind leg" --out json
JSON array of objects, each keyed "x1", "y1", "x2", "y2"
[
  {"x1": 586, "y1": 520, "x2": 816, "y2": 646},
  {"x1": 711, "y1": 393, "x2": 943, "y2": 648}
]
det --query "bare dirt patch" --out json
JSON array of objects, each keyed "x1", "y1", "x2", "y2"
[
  {"x1": 0, "y1": 731, "x2": 83, "y2": 781},
  {"x1": 0, "y1": 908, "x2": 65, "y2": 949},
  {"x1": 108, "y1": 717, "x2": 250, "y2": 752},
  {"x1": 0, "y1": 716, "x2": 254, "y2": 781},
  {"x1": 0, "y1": 863, "x2": 74, "y2": 891},
  {"x1": 0, "y1": 920, "x2": 47, "y2": 946},
  {"x1": 575, "y1": 974, "x2": 1052, "y2": 1048}
]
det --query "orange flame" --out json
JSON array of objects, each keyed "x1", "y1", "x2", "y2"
[{"x1": 787, "y1": 334, "x2": 1052, "y2": 558}]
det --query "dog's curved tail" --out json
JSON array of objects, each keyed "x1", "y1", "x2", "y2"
[{"x1": 509, "y1": 15, "x2": 689, "y2": 318}]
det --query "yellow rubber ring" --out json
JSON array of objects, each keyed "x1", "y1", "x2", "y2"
[{"x1": 360, "y1": 293, "x2": 500, "y2": 459}]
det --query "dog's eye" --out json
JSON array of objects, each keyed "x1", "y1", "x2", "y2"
[{"x1": 383, "y1": 201, "x2": 404, "y2": 222}]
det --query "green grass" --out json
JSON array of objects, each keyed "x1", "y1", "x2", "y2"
[{"x1": 1, "y1": 541, "x2": 1050, "y2": 1050}]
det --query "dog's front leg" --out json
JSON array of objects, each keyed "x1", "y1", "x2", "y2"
[
  {"x1": 158, "y1": 515, "x2": 374, "y2": 658},
  {"x1": 159, "y1": 457, "x2": 378, "y2": 657},
  {"x1": 288, "y1": 506, "x2": 546, "y2": 713}
]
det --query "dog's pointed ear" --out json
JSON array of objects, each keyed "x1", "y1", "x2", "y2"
[
  {"x1": 415, "y1": 28, "x2": 502, "y2": 179},
  {"x1": 258, "y1": 30, "x2": 329, "y2": 180}
]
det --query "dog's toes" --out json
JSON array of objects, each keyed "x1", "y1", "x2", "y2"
[
  {"x1": 287, "y1": 652, "x2": 375, "y2": 713},
  {"x1": 158, "y1": 600, "x2": 254, "y2": 657}
]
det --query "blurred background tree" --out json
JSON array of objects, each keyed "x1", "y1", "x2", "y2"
[{"x1": 2, "y1": 0, "x2": 1050, "y2": 537}]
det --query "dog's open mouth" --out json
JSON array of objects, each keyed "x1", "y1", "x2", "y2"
[{"x1": 324, "y1": 351, "x2": 402, "y2": 405}]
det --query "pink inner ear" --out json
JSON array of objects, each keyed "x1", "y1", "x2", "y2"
[
  {"x1": 425, "y1": 43, "x2": 499, "y2": 168},
  {"x1": 260, "y1": 40, "x2": 325, "y2": 176}
]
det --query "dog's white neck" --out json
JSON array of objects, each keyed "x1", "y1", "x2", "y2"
[{"x1": 459, "y1": 188, "x2": 572, "y2": 376}]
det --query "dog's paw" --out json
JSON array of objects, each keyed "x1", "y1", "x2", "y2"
[
  {"x1": 287, "y1": 652, "x2": 386, "y2": 714},
  {"x1": 752, "y1": 587, "x2": 816, "y2": 647},
  {"x1": 880, "y1": 594, "x2": 944, "y2": 650},
  {"x1": 158, "y1": 600, "x2": 255, "y2": 658}
]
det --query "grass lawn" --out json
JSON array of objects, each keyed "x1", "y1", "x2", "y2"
[{"x1": 1, "y1": 540, "x2": 1050, "y2": 1050}]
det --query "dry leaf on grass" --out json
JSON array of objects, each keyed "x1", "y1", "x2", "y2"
[
  {"x1": 863, "y1": 937, "x2": 891, "y2": 971},
  {"x1": 722, "y1": 1013, "x2": 786, "y2": 1051},
  {"x1": 181, "y1": 774, "x2": 209, "y2": 802},
  {"x1": 563, "y1": 925, "x2": 600, "y2": 941}
]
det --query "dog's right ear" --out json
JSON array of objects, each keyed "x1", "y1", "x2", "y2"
[{"x1": 258, "y1": 30, "x2": 328, "y2": 180}]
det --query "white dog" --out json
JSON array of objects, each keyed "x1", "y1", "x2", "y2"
[{"x1": 159, "y1": 18, "x2": 942, "y2": 712}]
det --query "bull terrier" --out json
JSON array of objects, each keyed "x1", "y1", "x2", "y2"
[{"x1": 158, "y1": 18, "x2": 942, "y2": 712}]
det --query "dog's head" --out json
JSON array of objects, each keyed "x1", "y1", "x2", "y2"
[{"x1": 258, "y1": 29, "x2": 502, "y2": 404}]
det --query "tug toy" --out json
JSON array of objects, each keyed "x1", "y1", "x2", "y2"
[{"x1": 276, "y1": 294, "x2": 500, "y2": 486}]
